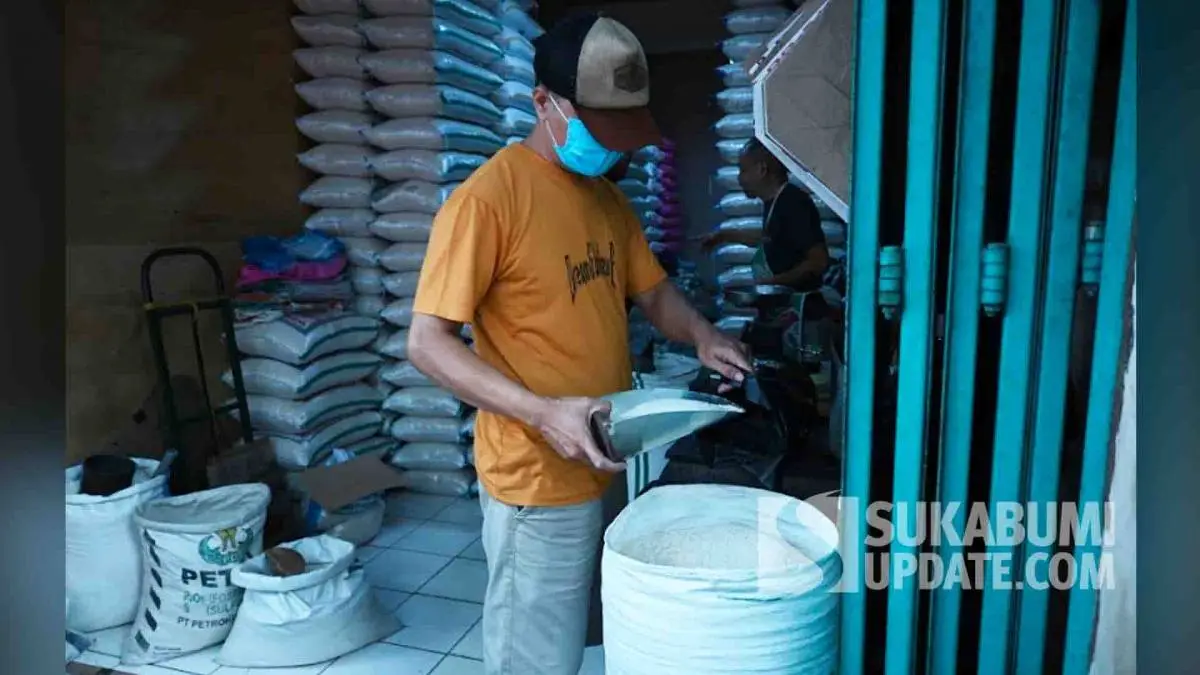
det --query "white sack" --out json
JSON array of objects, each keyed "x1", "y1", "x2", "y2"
[
  {"x1": 296, "y1": 110, "x2": 374, "y2": 144},
  {"x1": 217, "y1": 536, "x2": 400, "y2": 668},
  {"x1": 381, "y1": 297, "x2": 416, "y2": 327},
  {"x1": 294, "y1": 47, "x2": 370, "y2": 80},
  {"x1": 264, "y1": 410, "x2": 383, "y2": 470},
  {"x1": 390, "y1": 415, "x2": 464, "y2": 443},
  {"x1": 496, "y1": 26, "x2": 534, "y2": 61},
  {"x1": 358, "y1": 17, "x2": 502, "y2": 65},
  {"x1": 296, "y1": 77, "x2": 371, "y2": 112},
  {"x1": 66, "y1": 458, "x2": 168, "y2": 633},
  {"x1": 721, "y1": 33, "x2": 771, "y2": 62},
  {"x1": 383, "y1": 387, "x2": 465, "y2": 418},
  {"x1": 363, "y1": 0, "x2": 502, "y2": 37},
  {"x1": 491, "y1": 80, "x2": 533, "y2": 112},
  {"x1": 366, "y1": 83, "x2": 502, "y2": 127},
  {"x1": 300, "y1": 176, "x2": 375, "y2": 209},
  {"x1": 234, "y1": 313, "x2": 380, "y2": 366},
  {"x1": 294, "y1": 0, "x2": 359, "y2": 14},
  {"x1": 715, "y1": 113, "x2": 755, "y2": 140},
  {"x1": 716, "y1": 315, "x2": 754, "y2": 336},
  {"x1": 399, "y1": 468, "x2": 476, "y2": 497},
  {"x1": 494, "y1": 106, "x2": 535, "y2": 137},
  {"x1": 372, "y1": 149, "x2": 486, "y2": 182},
  {"x1": 351, "y1": 267, "x2": 386, "y2": 295},
  {"x1": 388, "y1": 442, "x2": 469, "y2": 471},
  {"x1": 364, "y1": 118, "x2": 503, "y2": 154},
  {"x1": 718, "y1": 192, "x2": 764, "y2": 217},
  {"x1": 340, "y1": 236, "x2": 388, "y2": 267},
  {"x1": 292, "y1": 15, "x2": 367, "y2": 47},
  {"x1": 500, "y1": 2, "x2": 543, "y2": 40},
  {"x1": 372, "y1": 180, "x2": 459, "y2": 214},
  {"x1": 724, "y1": 6, "x2": 792, "y2": 35},
  {"x1": 714, "y1": 165, "x2": 742, "y2": 192},
  {"x1": 305, "y1": 208, "x2": 376, "y2": 238},
  {"x1": 122, "y1": 484, "x2": 271, "y2": 666},
  {"x1": 371, "y1": 213, "x2": 434, "y2": 243},
  {"x1": 297, "y1": 144, "x2": 376, "y2": 177},
  {"x1": 359, "y1": 50, "x2": 503, "y2": 97},
  {"x1": 718, "y1": 265, "x2": 757, "y2": 290},
  {"x1": 714, "y1": 243, "x2": 758, "y2": 267},
  {"x1": 717, "y1": 63, "x2": 751, "y2": 88},
  {"x1": 718, "y1": 216, "x2": 762, "y2": 234},
  {"x1": 495, "y1": 54, "x2": 535, "y2": 87},
  {"x1": 379, "y1": 242, "x2": 428, "y2": 272},
  {"x1": 376, "y1": 329, "x2": 411, "y2": 359},
  {"x1": 243, "y1": 384, "x2": 384, "y2": 436},
  {"x1": 379, "y1": 359, "x2": 432, "y2": 387},
  {"x1": 355, "y1": 295, "x2": 386, "y2": 318},
  {"x1": 223, "y1": 352, "x2": 383, "y2": 400},
  {"x1": 382, "y1": 270, "x2": 423, "y2": 297},
  {"x1": 717, "y1": 138, "x2": 748, "y2": 164},
  {"x1": 716, "y1": 87, "x2": 754, "y2": 114}
]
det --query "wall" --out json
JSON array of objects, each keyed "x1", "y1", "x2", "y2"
[{"x1": 65, "y1": 0, "x2": 305, "y2": 462}]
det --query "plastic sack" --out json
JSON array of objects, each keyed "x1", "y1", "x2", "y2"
[
  {"x1": 379, "y1": 242, "x2": 428, "y2": 272},
  {"x1": 375, "y1": 329, "x2": 410, "y2": 359},
  {"x1": 601, "y1": 484, "x2": 840, "y2": 675},
  {"x1": 66, "y1": 458, "x2": 168, "y2": 633},
  {"x1": 339, "y1": 236, "x2": 388, "y2": 267},
  {"x1": 399, "y1": 468, "x2": 476, "y2": 497},
  {"x1": 372, "y1": 149, "x2": 486, "y2": 182},
  {"x1": 363, "y1": 0, "x2": 502, "y2": 38},
  {"x1": 318, "y1": 496, "x2": 387, "y2": 546},
  {"x1": 351, "y1": 267, "x2": 386, "y2": 295},
  {"x1": 301, "y1": 176, "x2": 375, "y2": 209},
  {"x1": 364, "y1": 118, "x2": 503, "y2": 154},
  {"x1": 294, "y1": 47, "x2": 370, "y2": 80},
  {"x1": 492, "y1": 80, "x2": 533, "y2": 112},
  {"x1": 381, "y1": 297, "x2": 416, "y2": 327},
  {"x1": 714, "y1": 165, "x2": 742, "y2": 192},
  {"x1": 359, "y1": 50, "x2": 503, "y2": 97},
  {"x1": 725, "y1": 6, "x2": 792, "y2": 35},
  {"x1": 263, "y1": 411, "x2": 383, "y2": 470},
  {"x1": 718, "y1": 216, "x2": 762, "y2": 235},
  {"x1": 494, "y1": 106, "x2": 536, "y2": 137},
  {"x1": 345, "y1": 435, "x2": 399, "y2": 460},
  {"x1": 496, "y1": 54, "x2": 535, "y2": 87},
  {"x1": 390, "y1": 415, "x2": 464, "y2": 443},
  {"x1": 121, "y1": 484, "x2": 271, "y2": 665},
  {"x1": 234, "y1": 313, "x2": 380, "y2": 366},
  {"x1": 296, "y1": 110, "x2": 373, "y2": 145},
  {"x1": 718, "y1": 192, "x2": 764, "y2": 217},
  {"x1": 714, "y1": 243, "x2": 757, "y2": 267},
  {"x1": 462, "y1": 411, "x2": 476, "y2": 439},
  {"x1": 373, "y1": 180, "x2": 459, "y2": 214},
  {"x1": 355, "y1": 295, "x2": 386, "y2": 318},
  {"x1": 632, "y1": 145, "x2": 666, "y2": 164},
  {"x1": 380, "y1": 359, "x2": 432, "y2": 387},
  {"x1": 371, "y1": 212, "x2": 435, "y2": 243},
  {"x1": 717, "y1": 63, "x2": 751, "y2": 88},
  {"x1": 366, "y1": 84, "x2": 502, "y2": 127},
  {"x1": 721, "y1": 33, "x2": 771, "y2": 62},
  {"x1": 389, "y1": 442, "x2": 469, "y2": 471},
  {"x1": 717, "y1": 138, "x2": 749, "y2": 164},
  {"x1": 715, "y1": 315, "x2": 754, "y2": 336},
  {"x1": 223, "y1": 352, "x2": 383, "y2": 401},
  {"x1": 384, "y1": 387, "x2": 465, "y2": 418},
  {"x1": 496, "y1": 26, "x2": 535, "y2": 61},
  {"x1": 305, "y1": 208, "x2": 375, "y2": 238},
  {"x1": 218, "y1": 536, "x2": 400, "y2": 668},
  {"x1": 298, "y1": 144, "x2": 375, "y2": 177},
  {"x1": 714, "y1": 113, "x2": 755, "y2": 140},
  {"x1": 500, "y1": 2, "x2": 543, "y2": 40},
  {"x1": 295, "y1": 0, "x2": 358, "y2": 13},
  {"x1": 718, "y1": 265, "x2": 757, "y2": 290},
  {"x1": 716, "y1": 87, "x2": 754, "y2": 114},
  {"x1": 382, "y1": 270, "x2": 423, "y2": 297},
  {"x1": 296, "y1": 77, "x2": 371, "y2": 111},
  {"x1": 627, "y1": 195, "x2": 662, "y2": 213},
  {"x1": 292, "y1": 15, "x2": 366, "y2": 48},
  {"x1": 822, "y1": 220, "x2": 846, "y2": 246},
  {"x1": 359, "y1": 17, "x2": 502, "y2": 66},
  {"x1": 243, "y1": 383, "x2": 383, "y2": 436}
]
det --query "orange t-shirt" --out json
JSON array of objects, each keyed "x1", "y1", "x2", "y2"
[{"x1": 413, "y1": 144, "x2": 668, "y2": 507}]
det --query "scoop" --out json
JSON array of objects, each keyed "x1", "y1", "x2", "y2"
[{"x1": 590, "y1": 388, "x2": 744, "y2": 463}]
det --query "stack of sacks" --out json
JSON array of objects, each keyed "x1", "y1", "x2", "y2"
[
  {"x1": 494, "y1": 19, "x2": 538, "y2": 146},
  {"x1": 711, "y1": 1, "x2": 791, "y2": 301},
  {"x1": 622, "y1": 143, "x2": 683, "y2": 268}
]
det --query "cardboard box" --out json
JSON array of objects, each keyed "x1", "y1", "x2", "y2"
[
  {"x1": 294, "y1": 454, "x2": 407, "y2": 512},
  {"x1": 744, "y1": 0, "x2": 854, "y2": 222}
]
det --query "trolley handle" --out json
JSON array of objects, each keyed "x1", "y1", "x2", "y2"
[{"x1": 140, "y1": 246, "x2": 227, "y2": 304}]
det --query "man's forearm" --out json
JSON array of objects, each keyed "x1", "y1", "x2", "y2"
[
  {"x1": 634, "y1": 281, "x2": 719, "y2": 345},
  {"x1": 408, "y1": 317, "x2": 547, "y2": 427}
]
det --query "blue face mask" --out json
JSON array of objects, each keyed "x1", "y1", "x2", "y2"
[{"x1": 548, "y1": 97, "x2": 624, "y2": 178}]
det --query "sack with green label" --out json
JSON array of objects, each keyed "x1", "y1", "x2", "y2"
[{"x1": 122, "y1": 484, "x2": 271, "y2": 665}]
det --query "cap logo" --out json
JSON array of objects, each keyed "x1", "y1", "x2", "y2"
[{"x1": 613, "y1": 59, "x2": 648, "y2": 93}]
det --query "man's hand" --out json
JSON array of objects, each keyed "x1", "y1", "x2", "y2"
[
  {"x1": 695, "y1": 326, "x2": 753, "y2": 383},
  {"x1": 533, "y1": 397, "x2": 626, "y2": 473}
]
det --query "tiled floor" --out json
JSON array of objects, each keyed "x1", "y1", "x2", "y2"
[{"x1": 74, "y1": 492, "x2": 606, "y2": 675}]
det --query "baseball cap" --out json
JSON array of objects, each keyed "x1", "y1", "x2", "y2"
[{"x1": 533, "y1": 12, "x2": 662, "y2": 153}]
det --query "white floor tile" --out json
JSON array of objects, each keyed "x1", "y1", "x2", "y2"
[
  {"x1": 458, "y1": 539, "x2": 486, "y2": 562},
  {"x1": 213, "y1": 662, "x2": 330, "y2": 675},
  {"x1": 365, "y1": 548, "x2": 453, "y2": 592},
  {"x1": 83, "y1": 623, "x2": 130, "y2": 657},
  {"x1": 396, "y1": 520, "x2": 481, "y2": 557},
  {"x1": 355, "y1": 545, "x2": 387, "y2": 565},
  {"x1": 387, "y1": 492, "x2": 457, "y2": 520},
  {"x1": 371, "y1": 519, "x2": 424, "y2": 548},
  {"x1": 432, "y1": 655, "x2": 485, "y2": 675},
  {"x1": 374, "y1": 588, "x2": 412, "y2": 613},
  {"x1": 323, "y1": 642, "x2": 443, "y2": 675},
  {"x1": 73, "y1": 651, "x2": 119, "y2": 668},
  {"x1": 420, "y1": 559, "x2": 488, "y2": 603},
  {"x1": 578, "y1": 645, "x2": 606, "y2": 675},
  {"x1": 385, "y1": 594, "x2": 482, "y2": 653},
  {"x1": 431, "y1": 499, "x2": 484, "y2": 527},
  {"x1": 450, "y1": 621, "x2": 482, "y2": 660},
  {"x1": 154, "y1": 645, "x2": 222, "y2": 675}
]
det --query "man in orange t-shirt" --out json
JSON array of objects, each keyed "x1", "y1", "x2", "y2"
[{"x1": 408, "y1": 12, "x2": 751, "y2": 675}]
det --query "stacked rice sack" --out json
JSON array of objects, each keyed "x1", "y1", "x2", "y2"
[{"x1": 619, "y1": 141, "x2": 684, "y2": 271}]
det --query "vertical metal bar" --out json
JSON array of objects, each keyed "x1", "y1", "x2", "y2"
[
  {"x1": 927, "y1": 2, "x2": 997, "y2": 673},
  {"x1": 976, "y1": 1, "x2": 1063, "y2": 672},
  {"x1": 1014, "y1": 1, "x2": 1103, "y2": 672},
  {"x1": 1063, "y1": 0, "x2": 1136, "y2": 671},
  {"x1": 841, "y1": 1, "x2": 889, "y2": 673},
  {"x1": 885, "y1": 0, "x2": 949, "y2": 672}
]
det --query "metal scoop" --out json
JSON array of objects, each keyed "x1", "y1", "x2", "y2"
[{"x1": 589, "y1": 388, "x2": 745, "y2": 463}]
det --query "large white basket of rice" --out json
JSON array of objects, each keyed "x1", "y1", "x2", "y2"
[{"x1": 601, "y1": 484, "x2": 841, "y2": 674}]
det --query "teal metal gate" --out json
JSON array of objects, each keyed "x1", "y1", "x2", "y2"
[{"x1": 839, "y1": 0, "x2": 1136, "y2": 673}]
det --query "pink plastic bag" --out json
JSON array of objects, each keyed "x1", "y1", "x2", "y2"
[
  {"x1": 238, "y1": 255, "x2": 348, "y2": 287},
  {"x1": 658, "y1": 203, "x2": 683, "y2": 218}
]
